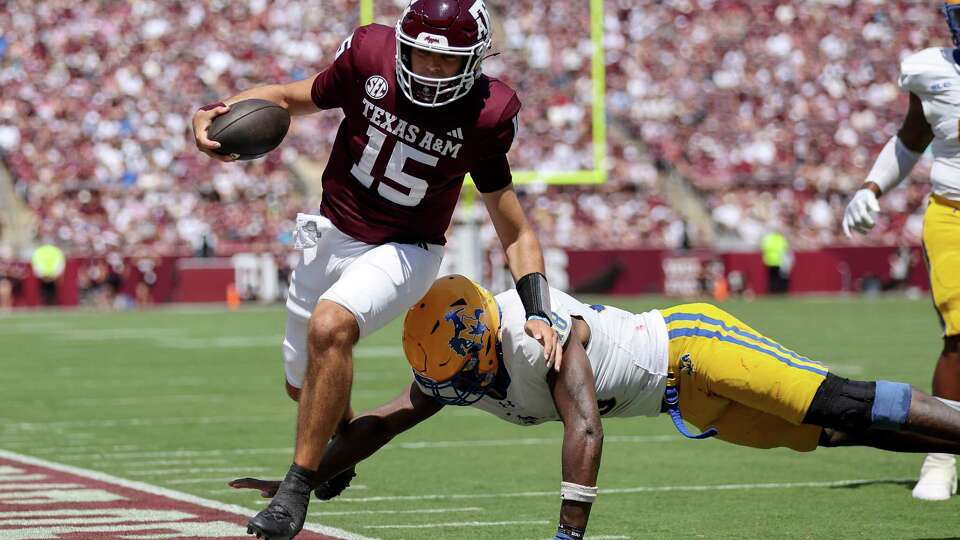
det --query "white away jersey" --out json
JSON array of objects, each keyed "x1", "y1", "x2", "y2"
[
  {"x1": 899, "y1": 47, "x2": 960, "y2": 200},
  {"x1": 433, "y1": 287, "x2": 669, "y2": 426}
]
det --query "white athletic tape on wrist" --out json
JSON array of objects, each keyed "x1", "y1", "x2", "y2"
[
  {"x1": 865, "y1": 136, "x2": 922, "y2": 194},
  {"x1": 560, "y1": 481, "x2": 597, "y2": 503}
]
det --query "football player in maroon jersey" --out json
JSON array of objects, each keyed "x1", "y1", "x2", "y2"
[{"x1": 191, "y1": 1, "x2": 562, "y2": 536}]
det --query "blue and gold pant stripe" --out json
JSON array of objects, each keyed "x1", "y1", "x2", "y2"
[{"x1": 664, "y1": 311, "x2": 827, "y2": 376}]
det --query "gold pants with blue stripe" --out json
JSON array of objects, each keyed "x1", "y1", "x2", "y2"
[
  {"x1": 923, "y1": 194, "x2": 960, "y2": 337},
  {"x1": 660, "y1": 303, "x2": 827, "y2": 452}
]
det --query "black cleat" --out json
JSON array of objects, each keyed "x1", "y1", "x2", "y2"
[
  {"x1": 314, "y1": 466, "x2": 356, "y2": 501},
  {"x1": 248, "y1": 499, "x2": 304, "y2": 539},
  {"x1": 246, "y1": 463, "x2": 315, "y2": 539}
]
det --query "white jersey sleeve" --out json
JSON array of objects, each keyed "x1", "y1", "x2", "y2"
[
  {"x1": 554, "y1": 292, "x2": 669, "y2": 418},
  {"x1": 899, "y1": 48, "x2": 946, "y2": 94},
  {"x1": 899, "y1": 47, "x2": 960, "y2": 200},
  {"x1": 464, "y1": 288, "x2": 669, "y2": 426},
  {"x1": 497, "y1": 287, "x2": 574, "y2": 376}
]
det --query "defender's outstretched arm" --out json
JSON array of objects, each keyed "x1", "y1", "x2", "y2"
[
  {"x1": 547, "y1": 318, "x2": 603, "y2": 539},
  {"x1": 316, "y1": 383, "x2": 444, "y2": 479},
  {"x1": 230, "y1": 384, "x2": 443, "y2": 496}
]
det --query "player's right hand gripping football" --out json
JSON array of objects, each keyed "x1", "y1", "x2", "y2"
[
  {"x1": 842, "y1": 188, "x2": 881, "y2": 237},
  {"x1": 192, "y1": 103, "x2": 237, "y2": 163}
]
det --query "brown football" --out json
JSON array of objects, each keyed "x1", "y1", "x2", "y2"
[{"x1": 209, "y1": 99, "x2": 291, "y2": 160}]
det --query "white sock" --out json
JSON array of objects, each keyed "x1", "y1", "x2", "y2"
[
  {"x1": 922, "y1": 398, "x2": 960, "y2": 463},
  {"x1": 936, "y1": 397, "x2": 960, "y2": 412},
  {"x1": 923, "y1": 453, "x2": 956, "y2": 467}
]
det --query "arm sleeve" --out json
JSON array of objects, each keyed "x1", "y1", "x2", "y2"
[
  {"x1": 311, "y1": 30, "x2": 360, "y2": 110},
  {"x1": 470, "y1": 95, "x2": 521, "y2": 193}
]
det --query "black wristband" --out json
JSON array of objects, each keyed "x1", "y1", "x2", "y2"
[
  {"x1": 557, "y1": 523, "x2": 587, "y2": 539},
  {"x1": 516, "y1": 272, "x2": 551, "y2": 322}
]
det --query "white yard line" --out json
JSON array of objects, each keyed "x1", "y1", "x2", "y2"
[
  {"x1": 310, "y1": 507, "x2": 482, "y2": 517},
  {"x1": 57, "y1": 434, "x2": 679, "y2": 460},
  {"x1": 62, "y1": 395, "x2": 227, "y2": 407},
  {"x1": 3, "y1": 321, "x2": 401, "y2": 357},
  {"x1": 0, "y1": 483, "x2": 83, "y2": 491},
  {"x1": 0, "y1": 450, "x2": 375, "y2": 540},
  {"x1": 124, "y1": 467, "x2": 271, "y2": 477},
  {"x1": 3, "y1": 415, "x2": 285, "y2": 431},
  {"x1": 72, "y1": 448, "x2": 295, "y2": 460},
  {"x1": 106, "y1": 458, "x2": 224, "y2": 467},
  {"x1": 164, "y1": 477, "x2": 244, "y2": 485},
  {"x1": 362, "y1": 520, "x2": 550, "y2": 530},
  {"x1": 387, "y1": 434, "x2": 676, "y2": 449},
  {"x1": 335, "y1": 478, "x2": 912, "y2": 503},
  {"x1": 57, "y1": 445, "x2": 141, "y2": 454}
]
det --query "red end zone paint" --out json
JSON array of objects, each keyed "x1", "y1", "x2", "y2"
[{"x1": 0, "y1": 450, "x2": 373, "y2": 540}]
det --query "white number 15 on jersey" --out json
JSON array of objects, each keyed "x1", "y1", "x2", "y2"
[{"x1": 350, "y1": 125, "x2": 436, "y2": 207}]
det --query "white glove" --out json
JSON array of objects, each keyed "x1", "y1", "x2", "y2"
[{"x1": 842, "y1": 188, "x2": 881, "y2": 238}]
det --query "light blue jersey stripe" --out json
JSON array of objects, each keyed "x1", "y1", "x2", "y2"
[
  {"x1": 663, "y1": 312, "x2": 813, "y2": 364},
  {"x1": 667, "y1": 327, "x2": 828, "y2": 376}
]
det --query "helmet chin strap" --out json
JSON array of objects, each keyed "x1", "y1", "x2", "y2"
[{"x1": 482, "y1": 341, "x2": 510, "y2": 400}]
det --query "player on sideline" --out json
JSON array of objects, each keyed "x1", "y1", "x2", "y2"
[
  {"x1": 191, "y1": 1, "x2": 562, "y2": 535},
  {"x1": 233, "y1": 275, "x2": 960, "y2": 539},
  {"x1": 842, "y1": 0, "x2": 960, "y2": 500}
]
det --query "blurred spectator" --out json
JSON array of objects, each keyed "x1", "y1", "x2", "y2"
[
  {"x1": 77, "y1": 258, "x2": 108, "y2": 307},
  {"x1": 884, "y1": 244, "x2": 915, "y2": 291},
  {"x1": 761, "y1": 229, "x2": 791, "y2": 294},
  {"x1": 133, "y1": 257, "x2": 158, "y2": 306},
  {"x1": 0, "y1": 247, "x2": 26, "y2": 310}
]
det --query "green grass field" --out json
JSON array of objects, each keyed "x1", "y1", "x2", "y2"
[{"x1": 1, "y1": 295, "x2": 956, "y2": 539}]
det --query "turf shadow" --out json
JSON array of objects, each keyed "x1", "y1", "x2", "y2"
[{"x1": 827, "y1": 479, "x2": 915, "y2": 491}]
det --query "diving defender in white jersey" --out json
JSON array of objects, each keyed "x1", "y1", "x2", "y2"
[{"x1": 233, "y1": 275, "x2": 960, "y2": 539}]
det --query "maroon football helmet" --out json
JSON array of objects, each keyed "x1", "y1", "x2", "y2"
[{"x1": 396, "y1": 0, "x2": 492, "y2": 107}]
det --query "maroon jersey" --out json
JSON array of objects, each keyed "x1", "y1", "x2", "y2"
[{"x1": 311, "y1": 24, "x2": 521, "y2": 245}]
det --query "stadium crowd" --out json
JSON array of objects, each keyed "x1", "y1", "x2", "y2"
[
  {"x1": 607, "y1": 0, "x2": 938, "y2": 247},
  {"x1": 0, "y1": 0, "x2": 943, "y2": 264}
]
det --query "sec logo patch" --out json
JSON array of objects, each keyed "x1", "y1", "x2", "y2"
[{"x1": 365, "y1": 76, "x2": 388, "y2": 99}]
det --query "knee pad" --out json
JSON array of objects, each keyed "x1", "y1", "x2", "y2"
[
  {"x1": 803, "y1": 374, "x2": 912, "y2": 432},
  {"x1": 803, "y1": 374, "x2": 876, "y2": 433}
]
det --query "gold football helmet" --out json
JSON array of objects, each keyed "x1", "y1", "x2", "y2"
[{"x1": 402, "y1": 275, "x2": 501, "y2": 405}]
